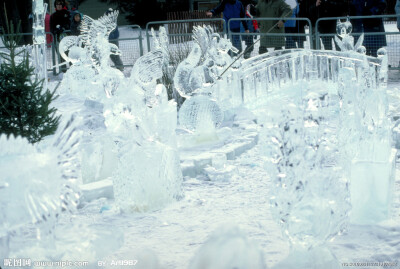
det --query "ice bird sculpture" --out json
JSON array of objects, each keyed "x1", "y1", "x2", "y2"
[{"x1": 0, "y1": 116, "x2": 81, "y2": 256}]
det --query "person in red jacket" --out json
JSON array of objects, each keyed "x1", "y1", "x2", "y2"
[{"x1": 45, "y1": 11, "x2": 52, "y2": 47}]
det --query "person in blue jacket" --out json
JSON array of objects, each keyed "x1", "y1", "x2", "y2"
[{"x1": 206, "y1": 0, "x2": 249, "y2": 56}]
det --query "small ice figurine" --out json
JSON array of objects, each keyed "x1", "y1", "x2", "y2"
[{"x1": 334, "y1": 18, "x2": 364, "y2": 52}]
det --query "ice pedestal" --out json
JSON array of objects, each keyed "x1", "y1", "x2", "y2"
[
  {"x1": 79, "y1": 99, "x2": 117, "y2": 184},
  {"x1": 113, "y1": 141, "x2": 183, "y2": 213},
  {"x1": 80, "y1": 135, "x2": 117, "y2": 184},
  {"x1": 349, "y1": 148, "x2": 396, "y2": 225}
]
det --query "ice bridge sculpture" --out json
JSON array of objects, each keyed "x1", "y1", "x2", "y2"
[
  {"x1": 219, "y1": 20, "x2": 394, "y2": 268},
  {"x1": 174, "y1": 25, "x2": 242, "y2": 144}
]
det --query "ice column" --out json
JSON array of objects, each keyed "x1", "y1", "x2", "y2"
[{"x1": 32, "y1": 0, "x2": 48, "y2": 90}]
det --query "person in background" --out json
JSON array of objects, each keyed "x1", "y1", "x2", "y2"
[
  {"x1": 45, "y1": 9, "x2": 53, "y2": 47},
  {"x1": 70, "y1": 9, "x2": 82, "y2": 36},
  {"x1": 105, "y1": 8, "x2": 124, "y2": 72},
  {"x1": 254, "y1": 0, "x2": 292, "y2": 54},
  {"x1": 50, "y1": 0, "x2": 70, "y2": 72},
  {"x1": 241, "y1": 0, "x2": 259, "y2": 59},
  {"x1": 206, "y1": 0, "x2": 249, "y2": 56},
  {"x1": 284, "y1": 0, "x2": 306, "y2": 49},
  {"x1": 351, "y1": 0, "x2": 386, "y2": 57},
  {"x1": 50, "y1": 0, "x2": 70, "y2": 41},
  {"x1": 308, "y1": 0, "x2": 345, "y2": 50}
]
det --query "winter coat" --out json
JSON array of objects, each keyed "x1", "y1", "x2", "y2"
[
  {"x1": 50, "y1": 7, "x2": 70, "y2": 41},
  {"x1": 240, "y1": 4, "x2": 259, "y2": 33},
  {"x1": 351, "y1": 0, "x2": 387, "y2": 48},
  {"x1": 70, "y1": 10, "x2": 82, "y2": 36},
  {"x1": 45, "y1": 13, "x2": 53, "y2": 45},
  {"x1": 308, "y1": 0, "x2": 346, "y2": 34},
  {"x1": 210, "y1": 0, "x2": 249, "y2": 31},
  {"x1": 255, "y1": 0, "x2": 292, "y2": 48}
]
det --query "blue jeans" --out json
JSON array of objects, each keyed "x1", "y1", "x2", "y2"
[{"x1": 229, "y1": 28, "x2": 242, "y2": 56}]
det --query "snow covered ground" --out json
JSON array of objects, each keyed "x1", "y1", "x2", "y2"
[{"x1": 36, "y1": 70, "x2": 400, "y2": 269}]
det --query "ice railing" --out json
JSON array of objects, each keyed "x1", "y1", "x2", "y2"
[{"x1": 230, "y1": 49, "x2": 385, "y2": 107}]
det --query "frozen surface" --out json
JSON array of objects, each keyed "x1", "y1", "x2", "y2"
[{"x1": 3, "y1": 19, "x2": 400, "y2": 268}]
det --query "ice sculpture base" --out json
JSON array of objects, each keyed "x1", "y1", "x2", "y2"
[
  {"x1": 272, "y1": 245, "x2": 341, "y2": 269},
  {"x1": 349, "y1": 149, "x2": 397, "y2": 225}
]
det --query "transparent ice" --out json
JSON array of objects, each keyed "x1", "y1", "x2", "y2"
[
  {"x1": 188, "y1": 225, "x2": 266, "y2": 269},
  {"x1": 59, "y1": 10, "x2": 123, "y2": 99},
  {"x1": 233, "y1": 21, "x2": 393, "y2": 267},
  {"x1": 0, "y1": 116, "x2": 81, "y2": 258},
  {"x1": 174, "y1": 25, "x2": 241, "y2": 140},
  {"x1": 32, "y1": 0, "x2": 48, "y2": 90},
  {"x1": 102, "y1": 29, "x2": 183, "y2": 212}
]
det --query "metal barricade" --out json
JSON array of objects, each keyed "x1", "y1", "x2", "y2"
[
  {"x1": 315, "y1": 15, "x2": 400, "y2": 69},
  {"x1": 228, "y1": 17, "x2": 313, "y2": 58},
  {"x1": 0, "y1": 32, "x2": 58, "y2": 75},
  {"x1": 109, "y1": 25, "x2": 143, "y2": 69},
  {"x1": 145, "y1": 18, "x2": 226, "y2": 57}
]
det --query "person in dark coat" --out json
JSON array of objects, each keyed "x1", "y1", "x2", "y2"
[
  {"x1": 50, "y1": 0, "x2": 70, "y2": 72},
  {"x1": 308, "y1": 0, "x2": 346, "y2": 50},
  {"x1": 351, "y1": 0, "x2": 387, "y2": 57},
  {"x1": 206, "y1": 0, "x2": 249, "y2": 56},
  {"x1": 70, "y1": 10, "x2": 82, "y2": 36},
  {"x1": 50, "y1": 0, "x2": 70, "y2": 42}
]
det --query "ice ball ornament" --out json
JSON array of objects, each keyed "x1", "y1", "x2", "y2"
[
  {"x1": 178, "y1": 95, "x2": 223, "y2": 131},
  {"x1": 336, "y1": 19, "x2": 352, "y2": 38},
  {"x1": 356, "y1": 46, "x2": 366, "y2": 55},
  {"x1": 377, "y1": 47, "x2": 387, "y2": 57}
]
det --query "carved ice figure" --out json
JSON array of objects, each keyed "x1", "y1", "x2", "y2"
[
  {"x1": 104, "y1": 41, "x2": 183, "y2": 212},
  {"x1": 174, "y1": 25, "x2": 239, "y2": 139},
  {"x1": 58, "y1": 10, "x2": 123, "y2": 99},
  {"x1": 32, "y1": 0, "x2": 48, "y2": 90},
  {"x1": 0, "y1": 116, "x2": 81, "y2": 257},
  {"x1": 338, "y1": 47, "x2": 395, "y2": 225},
  {"x1": 188, "y1": 225, "x2": 266, "y2": 269},
  {"x1": 263, "y1": 87, "x2": 350, "y2": 269},
  {"x1": 334, "y1": 18, "x2": 364, "y2": 52}
]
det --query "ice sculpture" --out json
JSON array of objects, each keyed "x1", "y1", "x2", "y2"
[
  {"x1": 338, "y1": 49, "x2": 395, "y2": 225},
  {"x1": 263, "y1": 96, "x2": 350, "y2": 268},
  {"x1": 233, "y1": 20, "x2": 393, "y2": 268},
  {"x1": 59, "y1": 10, "x2": 123, "y2": 99},
  {"x1": 174, "y1": 25, "x2": 240, "y2": 141},
  {"x1": 0, "y1": 116, "x2": 81, "y2": 257},
  {"x1": 188, "y1": 225, "x2": 266, "y2": 269},
  {"x1": 32, "y1": 0, "x2": 48, "y2": 90},
  {"x1": 57, "y1": 11, "x2": 125, "y2": 184},
  {"x1": 334, "y1": 18, "x2": 364, "y2": 52},
  {"x1": 104, "y1": 35, "x2": 183, "y2": 212}
]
